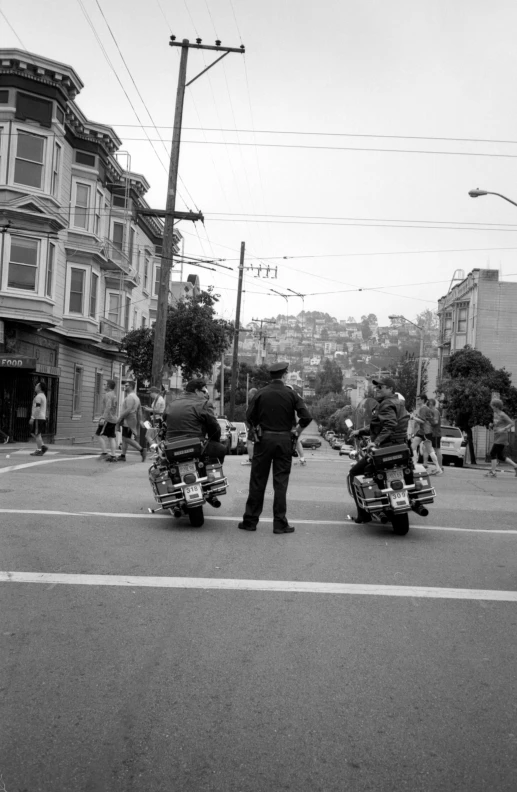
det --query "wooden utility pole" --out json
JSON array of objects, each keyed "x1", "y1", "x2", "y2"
[
  {"x1": 229, "y1": 242, "x2": 245, "y2": 421},
  {"x1": 151, "y1": 37, "x2": 245, "y2": 388}
]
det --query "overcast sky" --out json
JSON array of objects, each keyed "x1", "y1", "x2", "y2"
[{"x1": 3, "y1": 0, "x2": 517, "y2": 326}]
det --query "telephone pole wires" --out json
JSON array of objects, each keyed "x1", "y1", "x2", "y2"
[
  {"x1": 229, "y1": 241, "x2": 245, "y2": 421},
  {"x1": 151, "y1": 37, "x2": 245, "y2": 388}
]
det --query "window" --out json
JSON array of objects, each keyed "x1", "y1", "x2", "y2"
[
  {"x1": 90, "y1": 272, "x2": 98, "y2": 318},
  {"x1": 69, "y1": 268, "x2": 85, "y2": 313},
  {"x1": 108, "y1": 293, "x2": 120, "y2": 325},
  {"x1": 144, "y1": 254, "x2": 149, "y2": 291},
  {"x1": 154, "y1": 265, "x2": 161, "y2": 296},
  {"x1": 0, "y1": 90, "x2": 8, "y2": 103},
  {"x1": 141, "y1": 315, "x2": 147, "y2": 328},
  {"x1": 75, "y1": 151, "x2": 96, "y2": 167},
  {"x1": 74, "y1": 183, "x2": 90, "y2": 230},
  {"x1": 55, "y1": 105, "x2": 65, "y2": 125},
  {"x1": 128, "y1": 227, "x2": 135, "y2": 265},
  {"x1": 51, "y1": 142, "x2": 61, "y2": 198},
  {"x1": 125, "y1": 296, "x2": 131, "y2": 331},
  {"x1": 45, "y1": 242, "x2": 54, "y2": 297},
  {"x1": 113, "y1": 195, "x2": 126, "y2": 208},
  {"x1": 94, "y1": 190, "x2": 102, "y2": 236},
  {"x1": 14, "y1": 131, "x2": 45, "y2": 188},
  {"x1": 444, "y1": 313, "x2": 452, "y2": 333},
  {"x1": 112, "y1": 222, "x2": 124, "y2": 251},
  {"x1": 133, "y1": 309, "x2": 138, "y2": 329},
  {"x1": 72, "y1": 365, "x2": 83, "y2": 415},
  {"x1": 15, "y1": 92, "x2": 52, "y2": 127},
  {"x1": 94, "y1": 369, "x2": 103, "y2": 416},
  {"x1": 8, "y1": 237, "x2": 38, "y2": 291},
  {"x1": 457, "y1": 306, "x2": 468, "y2": 333}
]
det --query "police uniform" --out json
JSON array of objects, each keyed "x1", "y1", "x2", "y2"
[{"x1": 239, "y1": 362, "x2": 312, "y2": 533}]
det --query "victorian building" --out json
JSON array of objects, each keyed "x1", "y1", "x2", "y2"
[{"x1": 0, "y1": 49, "x2": 181, "y2": 444}]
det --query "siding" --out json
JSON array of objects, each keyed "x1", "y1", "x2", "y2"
[{"x1": 55, "y1": 342, "x2": 123, "y2": 444}]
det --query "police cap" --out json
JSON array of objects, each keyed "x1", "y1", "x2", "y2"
[{"x1": 269, "y1": 361, "x2": 289, "y2": 374}]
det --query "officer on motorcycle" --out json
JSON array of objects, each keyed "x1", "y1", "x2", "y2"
[
  {"x1": 164, "y1": 379, "x2": 227, "y2": 460},
  {"x1": 348, "y1": 377, "x2": 409, "y2": 523}
]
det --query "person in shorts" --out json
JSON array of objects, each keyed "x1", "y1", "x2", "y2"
[
  {"x1": 29, "y1": 382, "x2": 48, "y2": 456},
  {"x1": 116, "y1": 381, "x2": 146, "y2": 462},
  {"x1": 486, "y1": 399, "x2": 517, "y2": 477},
  {"x1": 96, "y1": 379, "x2": 118, "y2": 462},
  {"x1": 426, "y1": 397, "x2": 443, "y2": 470}
]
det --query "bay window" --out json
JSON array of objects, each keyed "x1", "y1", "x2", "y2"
[
  {"x1": 14, "y1": 131, "x2": 45, "y2": 189},
  {"x1": 45, "y1": 242, "x2": 55, "y2": 297},
  {"x1": 69, "y1": 267, "x2": 85, "y2": 313},
  {"x1": 74, "y1": 183, "x2": 90, "y2": 230},
  {"x1": 51, "y1": 142, "x2": 61, "y2": 198},
  {"x1": 8, "y1": 237, "x2": 39, "y2": 291},
  {"x1": 107, "y1": 292, "x2": 120, "y2": 325},
  {"x1": 90, "y1": 272, "x2": 99, "y2": 318}
]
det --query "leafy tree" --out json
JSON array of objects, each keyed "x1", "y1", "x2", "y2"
[
  {"x1": 315, "y1": 359, "x2": 343, "y2": 397},
  {"x1": 215, "y1": 362, "x2": 270, "y2": 405},
  {"x1": 311, "y1": 393, "x2": 350, "y2": 427},
  {"x1": 120, "y1": 289, "x2": 234, "y2": 383},
  {"x1": 360, "y1": 319, "x2": 372, "y2": 340},
  {"x1": 361, "y1": 313, "x2": 378, "y2": 325},
  {"x1": 415, "y1": 309, "x2": 438, "y2": 331},
  {"x1": 388, "y1": 352, "x2": 429, "y2": 411},
  {"x1": 346, "y1": 316, "x2": 357, "y2": 324},
  {"x1": 320, "y1": 328, "x2": 329, "y2": 341},
  {"x1": 440, "y1": 347, "x2": 517, "y2": 464}
]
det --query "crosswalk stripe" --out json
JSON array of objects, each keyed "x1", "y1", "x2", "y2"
[{"x1": 1, "y1": 571, "x2": 516, "y2": 601}]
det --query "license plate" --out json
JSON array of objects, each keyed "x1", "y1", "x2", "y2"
[
  {"x1": 441, "y1": 442, "x2": 451, "y2": 447},
  {"x1": 178, "y1": 462, "x2": 197, "y2": 476},
  {"x1": 389, "y1": 490, "x2": 409, "y2": 509},
  {"x1": 386, "y1": 468, "x2": 404, "y2": 483},
  {"x1": 184, "y1": 483, "x2": 203, "y2": 502}
]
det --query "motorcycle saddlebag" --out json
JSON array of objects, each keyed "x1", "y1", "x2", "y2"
[
  {"x1": 370, "y1": 443, "x2": 410, "y2": 470},
  {"x1": 162, "y1": 436, "x2": 203, "y2": 463}
]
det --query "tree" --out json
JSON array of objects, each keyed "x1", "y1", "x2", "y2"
[
  {"x1": 415, "y1": 309, "x2": 438, "y2": 332},
  {"x1": 315, "y1": 359, "x2": 343, "y2": 397},
  {"x1": 346, "y1": 316, "x2": 357, "y2": 324},
  {"x1": 361, "y1": 313, "x2": 378, "y2": 325},
  {"x1": 360, "y1": 319, "x2": 372, "y2": 340},
  {"x1": 214, "y1": 362, "x2": 270, "y2": 406},
  {"x1": 440, "y1": 347, "x2": 517, "y2": 464},
  {"x1": 389, "y1": 352, "x2": 429, "y2": 411},
  {"x1": 311, "y1": 393, "x2": 350, "y2": 427},
  {"x1": 120, "y1": 289, "x2": 234, "y2": 383}
]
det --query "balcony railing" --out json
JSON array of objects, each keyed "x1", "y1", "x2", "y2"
[{"x1": 100, "y1": 318, "x2": 126, "y2": 342}]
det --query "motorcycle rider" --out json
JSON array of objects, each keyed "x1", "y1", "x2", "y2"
[
  {"x1": 348, "y1": 377, "x2": 410, "y2": 524},
  {"x1": 164, "y1": 379, "x2": 227, "y2": 461}
]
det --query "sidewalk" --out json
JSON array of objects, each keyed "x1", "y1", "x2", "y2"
[{"x1": 0, "y1": 442, "x2": 98, "y2": 457}]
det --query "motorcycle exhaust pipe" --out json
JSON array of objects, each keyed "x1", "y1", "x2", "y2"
[
  {"x1": 412, "y1": 503, "x2": 429, "y2": 517},
  {"x1": 172, "y1": 508, "x2": 182, "y2": 519},
  {"x1": 208, "y1": 497, "x2": 222, "y2": 508}
]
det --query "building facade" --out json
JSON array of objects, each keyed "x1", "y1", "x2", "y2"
[{"x1": 0, "y1": 49, "x2": 180, "y2": 444}]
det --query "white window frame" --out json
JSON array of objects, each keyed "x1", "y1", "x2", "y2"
[
  {"x1": 124, "y1": 295, "x2": 131, "y2": 331},
  {"x1": 0, "y1": 123, "x2": 5, "y2": 184},
  {"x1": 90, "y1": 271, "x2": 99, "y2": 320},
  {"x1": 13, "y1": 128, "x2": 46, "y2": 191},
  {"x1": 4, "y1": 234, "x2": 41, "y2": 294},
  {"x1": 105, "y1": 289, "x2": 122, "y2": 326},
  {"x1": 143, "y1": 252, "x2": 150, "y2": 293},
  {"x1": 72, "y1": 181, "x2": 92, "y2": 231},
  {"x1": 45, "y1": 241, "x2": 55, "y2": 298},
  {"x1": 154, "y1": 263, "x2": 161, "y2": 296},
  {"x1": 64, "y1": 263, "x2": 95, "y2": 319},
  {"x1": 94, "y1": 189, "x2": 103, "y2": 237}
]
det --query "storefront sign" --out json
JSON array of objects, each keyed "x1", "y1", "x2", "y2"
[
  {"x1": 35, "y1": 363, "x2": 61, "y2": 376},
  {"x1": 0, "y1": 356, "x2": 37, "y2": 368}
]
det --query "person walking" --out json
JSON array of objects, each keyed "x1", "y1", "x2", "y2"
[
  {"x1": 95, "y1": 379, "x2": 118, "y2": 462},
  {"x1": 116, "y1": 381, "x2": 146, "y2": 462},
  {"x1": 485, "y1": 399, "x2": 517, "y2": 477},
  {"x1": 426, "y1": 397, "x2": 443, "y2": 472},
  {"x1": 142, "y1": 385, "x2": 166, "y2": 444},
  {"x1": 241, "y1": 388, "x2": 258, "y2": 466},
  {"x1": 239, "y1": 362, "x2": 311, "y2": 534},
  {"x1": 29, "y1": 382, "x2": 48, "y2": 456}
]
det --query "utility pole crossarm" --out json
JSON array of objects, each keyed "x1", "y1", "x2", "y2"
[
  {"x1": 136, "y1": 208, "x2": 204, "y2": 222},
  {"x1": 169, "y1": 39, "x2": 245, "y2": 54}
]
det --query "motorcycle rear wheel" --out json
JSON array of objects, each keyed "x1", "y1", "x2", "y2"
[
  {"x1": 188, "y1": 505, "x2": 205, "y2": 527},
  {"x1": 391, "y1": 512, "x2": 409, "y2": 536}
]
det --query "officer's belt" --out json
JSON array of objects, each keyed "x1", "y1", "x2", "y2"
[{"x1": 262, "y1": 430, "x2": 292, "y2": 435}]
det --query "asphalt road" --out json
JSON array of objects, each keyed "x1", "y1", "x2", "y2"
[{"x1": 1, "y1": 435, "x2": 516, "y2": 792}]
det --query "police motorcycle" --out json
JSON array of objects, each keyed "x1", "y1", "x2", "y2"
[
  {"x1": 146, "y1": 423, "x2": 228, "y2": 527},
  {"x1": 346, "y1": 420, "x2": 435, "y2": 536}
]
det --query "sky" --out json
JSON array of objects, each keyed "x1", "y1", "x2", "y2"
[{"x1": 3, "y1": 0, "x2": 517, "y2": 327}]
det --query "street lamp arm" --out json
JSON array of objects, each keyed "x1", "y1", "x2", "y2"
[{"x1": 468, "y1": 189, "x2": 517, "y2": 209}]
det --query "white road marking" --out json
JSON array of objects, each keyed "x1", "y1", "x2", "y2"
[
  {"x1": 0, "y1": 571, "x2": 516, "y2": 601},
  {"x1": 8, "y1": 449, "x2": 59, "y2": 456},
  {"x1": 0, "y1": 508, "x2": 516, "y2": 534},
  {"x1": 0, "y1": 456, "x2": 97, "y2": 474}
]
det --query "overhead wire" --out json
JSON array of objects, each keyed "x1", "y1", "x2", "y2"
[{"x1": 0, "y1": 7, "x2": 27, "y2": 49}]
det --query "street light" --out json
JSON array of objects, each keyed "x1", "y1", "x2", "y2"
[
  {"x1": 468, "y1": 188, "x2": 517, "y2": 209},
  {"x1": 388, "y1": 314, "x2": 425, "y2": 397}
]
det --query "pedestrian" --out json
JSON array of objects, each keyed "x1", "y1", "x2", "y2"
[
  {"x1": 411, "y1": 395, "x2": 443, "y2": 476},
  {"x1": 485, "y1": 399, "x2": 517, "y2": 477},
  {"x1": 239, "y1": 362, "x2": 312, "y2": 534},
  {"x1": 241, "y1": 387, "x2": 258, "y2": 465},
  {"x1": 285, "y1": 383, "x2": 306, "y2": 465},
  {"x1": 29, "y1": 382, "x2": 48, "y2": 456},
  {"x1": 426, "y1": 397, "x2": 443, "y2": 471},
  {"x1": 115, "y1": 381, "x2": 146, "y2": 462},
  {"x1": 142, "y1": 385, "x2": 166, "y2": 444},
  {"x1": 95, "y1": 379, "x2": 118, "y2": 462}
]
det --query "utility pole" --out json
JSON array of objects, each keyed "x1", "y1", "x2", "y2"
[
  {"x1": 151, "y1": 37, "x2": 245, "y2": 388},
  {"x1": 252, "y1": 318, "x2": 276, "y2": 365},
  {"x1": 229, "y1": 241, "x2": 245, "y2": 421}
]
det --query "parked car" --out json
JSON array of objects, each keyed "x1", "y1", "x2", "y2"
[
  {"x1": 324, "y1": 431, "x2": 335, "y2": 442},
  {"x1": 331, "y1": 436, "x2": 345, "y2": 450},
  {"x1": 440, "y1": 425, "x2": 467, "y2": 467},
  {"x1": 339, "y1": 442, "x2": 353, "y2": 456},
  {"x1": 301, "y1": 436, "x2": 322, "y2": 449},
  {"x1": 217, "y1": 418, "x2": 233, "y2": 454},
  {"x1": 234, "y1": 422, "x2": 248, "y2": 454}
]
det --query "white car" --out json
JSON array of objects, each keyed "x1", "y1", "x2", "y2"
[
  {"x1": 339, "y1": 442, "x2": 353, "y2": 456},
  {"x1": 439, "y1": 425, "x2": 466, "y2": 467}
]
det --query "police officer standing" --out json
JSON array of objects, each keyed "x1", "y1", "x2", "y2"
[{"x1": 239, "y1": 362, "x2": 312, "y2": 534}]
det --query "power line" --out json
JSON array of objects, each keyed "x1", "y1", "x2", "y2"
[{"x1": 0, "y1": 7, "x2": 27, "y2": 49}]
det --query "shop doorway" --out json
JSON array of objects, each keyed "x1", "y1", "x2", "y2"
[{"x1": 0, "y1": 372, "x2": 58, "y2": 443}]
